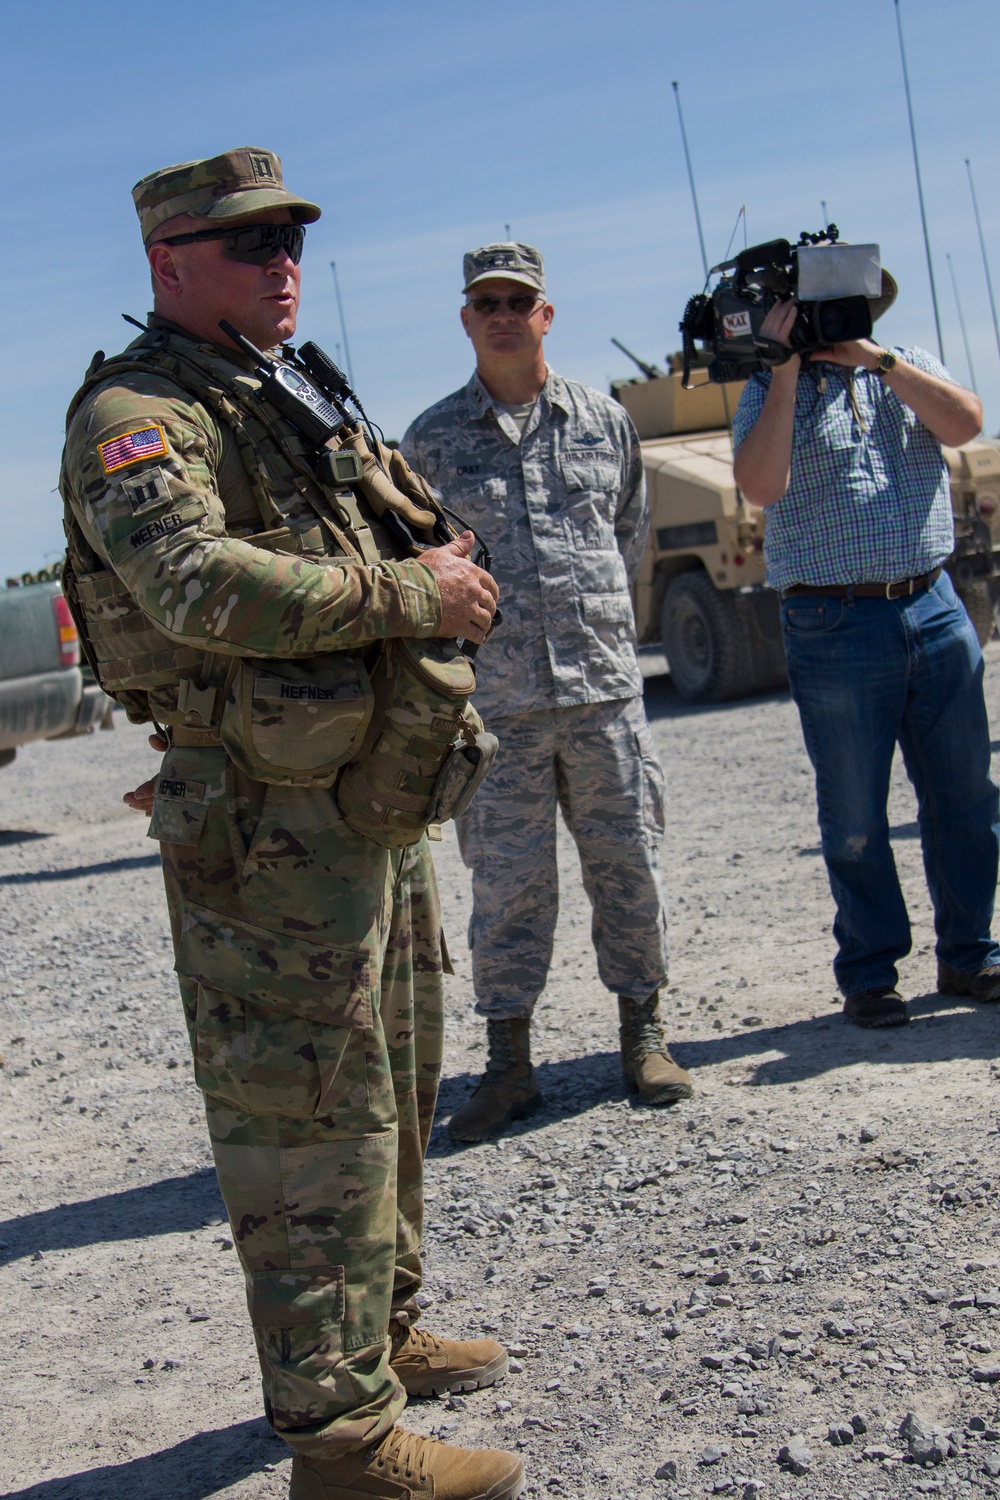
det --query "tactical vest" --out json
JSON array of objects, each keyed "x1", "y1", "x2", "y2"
[{"x1": 61, "y1": 325, "x2": 496, "y2": 846}]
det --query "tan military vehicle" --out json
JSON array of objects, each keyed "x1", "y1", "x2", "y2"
[{"x1": 613, "y1": 352, "x2": 1000, "y2": 703}]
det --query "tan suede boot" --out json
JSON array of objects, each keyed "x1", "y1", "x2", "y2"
[
  {"x1": 388, "y1": 1320, "x2": 509, "y2": 1397},
  {"x1": 289, "y1": 1427, "x2": 525, "y2": 1500},
  {"x1": 618, "y1": 991, "x2": 694, "y2": 1106},
  {"x1": 447, "y1": 1018, "x2": 542, "y2": 1143}
]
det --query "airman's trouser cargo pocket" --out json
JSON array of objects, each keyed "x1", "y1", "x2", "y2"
[
  {"x1": 219, "y1": 654, "x2": 374, "y2": 788},
  {"x1": 336, "y1": 638, "x2": 494, "y2": 848},
  {"x1": 174, "y1": 901, "x2": 373, "y2": 1119}
]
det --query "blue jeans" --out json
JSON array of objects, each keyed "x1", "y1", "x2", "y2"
[{"x1": 781, "y1": 571, "x2": 1000, "y2": 998}]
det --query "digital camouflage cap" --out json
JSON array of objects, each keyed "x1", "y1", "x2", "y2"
[
  {"x1": 132, "y1": 146, "x2": 322, "y2": 243},
  {"x1": 463, "y1": 242, "x2": 545, "y2": 295}
]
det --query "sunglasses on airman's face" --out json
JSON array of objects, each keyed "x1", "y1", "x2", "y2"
[
  {"x1": 466, "y1": 293, "x2": 543, "y2": 316},
  {"x1": 156, "y1": 222, "x2": 306, "y2": 266}
]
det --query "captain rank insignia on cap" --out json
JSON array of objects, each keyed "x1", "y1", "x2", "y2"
[
  {"x1": 248, "y1": 152, "x2": 276, "y2": 183},
  {"x1": 98, "y1": 425, "x2": 169, "y2": 475}
]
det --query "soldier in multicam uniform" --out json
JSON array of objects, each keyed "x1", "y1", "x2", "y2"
[
  {"x1": 402, "y1": 243, "x2": 694, "y2": 1142},
  {"x1": 59, "y1": 148, "x2": 524, "y2": 1500}
]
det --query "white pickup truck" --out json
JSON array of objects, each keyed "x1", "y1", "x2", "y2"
[{"x1": 0, "y1": 575, "x2": 113, "y2": 768}]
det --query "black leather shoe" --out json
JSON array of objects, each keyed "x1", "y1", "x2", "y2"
[
  {"x1": 937, "y1": 961, "x2": 1000, "y2": 1003},
  {"x1": 843, "y1": 988, "x2": 909, "y2": 1028}
]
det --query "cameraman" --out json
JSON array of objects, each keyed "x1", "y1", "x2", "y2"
[{"x1": 732, "y1": 282, "x2": 1000, "y2": 1027}]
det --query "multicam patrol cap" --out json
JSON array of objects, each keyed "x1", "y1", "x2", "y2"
[
  {"x1": 463, "y1": 242, "x2": 545, "y2": 295},
  {"x1": 132, "y1": 146, "x2": 322, "y2": 243}
]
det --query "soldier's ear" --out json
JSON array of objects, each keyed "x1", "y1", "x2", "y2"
[
  {"x1": 148, "y1": 242, "x2": 184, "y2": 299},
  {"x1": 460, "y1": 304, "x2": 472, "y2": 339}
]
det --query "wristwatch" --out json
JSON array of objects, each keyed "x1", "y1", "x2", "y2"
[{"x1": 872, "y1": 348, "x2": 897, "y2": 377}]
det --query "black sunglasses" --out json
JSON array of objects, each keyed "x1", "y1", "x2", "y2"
[
  {"x1": 157, "y1": 222, "x2": 306, "y2": 266},
  {"x1": 466, "y1": 292, "x2": 543, "y2": 316}
]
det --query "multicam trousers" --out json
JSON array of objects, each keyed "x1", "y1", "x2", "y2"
[
  {"x1": 455, "y1": 695, "x2": 669, "y2": 1018},
  {"x1": 152, "y1": 745, "x2": 444, "y2": 1457}
]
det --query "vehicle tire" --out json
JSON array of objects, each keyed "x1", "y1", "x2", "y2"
[
  {"x1": 660, "y1": 571, "x2": 755, "y2": 703},
  {"x1": 957, "y1": 580, "x2": 995, "y2": 647}
]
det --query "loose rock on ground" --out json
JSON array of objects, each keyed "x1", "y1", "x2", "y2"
[{"x1": 2, "y1": 650, "x2": 1000, "y2": 1498}]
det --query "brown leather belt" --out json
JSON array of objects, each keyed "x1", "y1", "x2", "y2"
[
  {"x1": 170, "y1": 724, "x2": 224, "y2": 748},
  {"x1": 782, "y1": 567, "x2": 942, "y2": 602}
]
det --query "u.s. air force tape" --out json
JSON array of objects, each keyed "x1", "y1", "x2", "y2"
[{"x1": 156, "y1": 777, "x2": 207, "y2": 803}]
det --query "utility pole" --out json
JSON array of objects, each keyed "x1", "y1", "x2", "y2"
[
  {"x1": 946, "y1": 253, "x2": 978, "y2": 394},
  {"x1": 329, "y1": 261, "x2": 355, "y2": 388},
  {"x1": 672, "y1": 80, "x2": 708, "y2": 281},
  {"x1": 892, "y1": 0, "x2": 945, "y2": 362},
  {"x1": 966, "y1": 158, "x2": 1000, "y2": 371}
]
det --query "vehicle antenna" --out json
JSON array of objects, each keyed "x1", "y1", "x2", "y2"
[
  {"x1": 672, "y1": 81, "x2": 709, "y2": 282},
  {"x1": 891, "y1": 0, "x2": 945, "y2": 362},
  {"x1": 504, "y1": 223, "x2": 511, "y2": 239},
  {"x1": 821, "y1": 200, "x2": 829, "y2": 226},
  {"x1": 329, "y1": 261, "x2": 355, "y2": 389},
  {"x1": 965, "y1": 159, "x2": 1000, "y2": 373},
  {"x1": 946, "y1": 253, "x2": 978, "y2": 395}
]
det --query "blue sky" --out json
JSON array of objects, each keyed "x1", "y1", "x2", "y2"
[{"x1": 2, "y1": 0, "x2": 998, "y2": 575}]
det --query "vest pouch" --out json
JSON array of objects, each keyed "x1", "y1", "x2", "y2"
[
  {"x1": 426, "y1": 731, "x2": 500, "y2": 825},
  {"x1": 220, "y1": 654, "x2": 374, "y2": 788},
  {"x1": 68, "y1": 562, "x2": 204, "y2": 724},
  {"x1": 337, "y1": 638, "x2": 486, "y2": 848}
]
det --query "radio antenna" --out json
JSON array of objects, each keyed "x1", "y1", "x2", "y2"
[
  {"x1": 892, "y1": 0, "x2": 945, "y2": 362},
  {"x1": 946, "y1": 253, "x2": 978, "y2": 395},
  {"x1": 672, "y1": 81, "x2": 709, "y2": 281},
  {"x1": 965, "y1": 158, "x2": 1000, "y2": 372},
  {"x1": 329, "y1": 260, "x2": 355, "y2": 389}
]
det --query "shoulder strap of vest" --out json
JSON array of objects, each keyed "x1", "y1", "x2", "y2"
[{"x1": 67, "y1": 330, "x2": 363, "y2": 558}]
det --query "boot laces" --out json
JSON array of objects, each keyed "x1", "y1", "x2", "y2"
[
  {"x1": 389, "y1": 1321, "x2": 438, "y2": 1357},
  {"x1": 374, "y1": 1427, "x2": 430, "y2": 1482},
  {"x1": 483, "y1": 1017, "x2": 520, "y2": 1077},
  {"x1": 624, "y1": 997, "x2": 668, "y2": 1057}
]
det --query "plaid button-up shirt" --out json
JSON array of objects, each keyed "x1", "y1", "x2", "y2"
[{"x1": 732, "y1": 347, "x2": 956, "y2": 591}]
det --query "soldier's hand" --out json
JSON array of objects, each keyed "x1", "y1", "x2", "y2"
[
  {"x1": 123, "y1": 732, "x2": 168, "y2": 816},
  {"x1": 420, "y1": 531, "x2": 499, "y2": 643}
]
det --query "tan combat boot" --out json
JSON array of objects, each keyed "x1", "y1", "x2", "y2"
[
  {"x1": 618, "y1": 991, "x2": 694, "y2": 1106},
  {"x1": 447, "y1": 1018, "x2": 542, "y2": 1143},
  {"x1": 289, "y1": 1427, "x2": 525, "y2": 1500},
  {"x1": 389, "y1": 1320, "x2": 509, "y2": 1397}
]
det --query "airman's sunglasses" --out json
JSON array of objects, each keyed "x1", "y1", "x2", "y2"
[
  {"x1": 466, "y1": 293, "x2": 543, "y2": 316},
  {"x1": 157, "y1": 222, "x2": 306, "y2": 266}
]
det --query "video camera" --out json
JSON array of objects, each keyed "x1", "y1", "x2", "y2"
[{"x1": 679, "y1": 226, "x2": 882, "y2": 385}]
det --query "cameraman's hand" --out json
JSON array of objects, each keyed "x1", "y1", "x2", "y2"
[
  {"x1": 809, "y1": 337, "x2": 879, "y2": 369},
  {"x1": 760, "y1": 299, "x2": 801, "y2": 380},
  {"x1": 420, "y1": 531, "x2": 499, "y2": 643}
]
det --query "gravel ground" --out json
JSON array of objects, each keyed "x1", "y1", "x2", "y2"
[{"x1": 2, "y1": 650, "x2": 1000, "y2": 1500}]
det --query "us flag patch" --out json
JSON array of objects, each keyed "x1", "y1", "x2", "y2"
[{"x1": 98, "y1": 425, "x2": 168, "y2": 474}]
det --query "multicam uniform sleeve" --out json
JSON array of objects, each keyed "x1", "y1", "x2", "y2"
[
  {"x1": 612, "y1": 405, "x2": 649, "y2": 584},
  {"x1": 61, "y1": 377, "x2": 441, "y2": 656}
]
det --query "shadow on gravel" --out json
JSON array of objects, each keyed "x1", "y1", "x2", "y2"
[
  {"x1": 3, "y1": 1418, "x2": 285, "y2": 1499},
  {"x1": 0, "y1": 852, "x2": 161, "y2": 885},
  {"x1": 0, "y1": 1169, "x2": 225, "y2": 1265},
  {"x1": 661, "y1": 992, "x2": 1000, "y2": 1087},
  {"x1": 432, "y1": 1049, "x2": 631, "y2": 1153},
  {"x1": 642, "y1": 675, "x2": 791, "y2": 723},
  {"x1": 0, "y1": 829, "x2": 51, "y2": 846},
  {"x1": 433, "y1": 996, "x2": 999, "y2": 1147}
]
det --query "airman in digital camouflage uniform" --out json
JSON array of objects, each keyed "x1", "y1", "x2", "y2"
[
  {"x1": 59, "y1": 148, "x2": 523, "y2": 1500},
  {"x1": 402, "y1": 243, "x2": 694, "y2": 1142}
]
